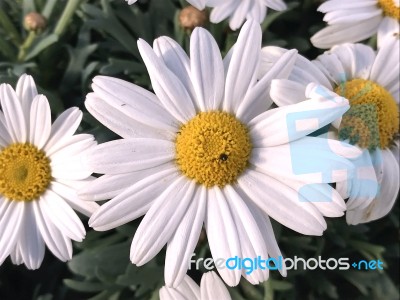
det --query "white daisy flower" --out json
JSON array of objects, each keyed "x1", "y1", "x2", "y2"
[
  {"x1": 0, "y1": 74, "x2": 99, "y2": 269},
  {"x1": 125, "y1": 0, "x2": 137, "y2": 4},
  {"x1": 160, "y1": 271, "x2": 231, "y2": 300},
  {"x1": 311, "y1": 0, "x2": 400, "y2": 48},
  {"x1": 82, "y1": 20, "x2": 357, "y2": 287},
  {"x1": 261, "y1": 36, "x2": 399, "y2": 225},
  {"x1": 187, "y1": 0, "x2": 287, "y2": 30}
]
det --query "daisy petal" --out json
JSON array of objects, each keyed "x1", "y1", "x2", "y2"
[
  {"x1": 249, "y1": 85, "x2": 349, "y2": 147},
  {"x1": 44, "y1": 107, "x2": 82, "y2": 153},
  {"x1": 154, "y1": 37, "x2": 198, "y2": 111},
  {"x1": 377, "y1": 16, "x2": 400, "y2": 48},
  {"x1": 200, "y1": 272, "x2": 231, "y2": 300},
  {"x1": 130, "y1": 177, "x2": 195, "y2": 266},
  {"x1": 50, "y1": 182, "x2": 99, "y2": 217},
  {"x1": 89, "y1": 167, "x2": 179, "y2": 231},
  {"x1": 223, "y1": 20, "x2": 261, "y2": 113},
  {"x1": 224, "y1": 186, "x2": 269, "y2": 284},
  {"x1": 205, "y1": 187, "x2": 241, "y2": 287},
  {"x1": 85, "y1": 138, "x2": 175, "y2": 174},
  {"x1": 165, "y1": 186, "x2": 206, "y2": 287},
  {"x1": 0, "y1": 201, "x2": 24, "y2": 264},
  {"x1": 39, "y1": 190, "x2": 85, "y2": 242},
  {"x1": 251, "y1": 137, "x2": 356, "y2": 183},
  {"x1": 85, "y1": 93, "x2": 174, "y2": 140},
  {"x1": 33, "y1": 200, "x2": 72, "y2": 261},
  {"x1": 0, "y1": 83, "x2": 27, "y2": 142},
  {"x1": 191, "y1": 27, "x2": 224, "y2": 111},
  {"x1": 138, "y1": 39, "x2": 196, "y2": 123},
  {"x1": 29, "y1": 95, "x2": 51, "y2": 149},
  {"x1": 346, "y1": 149, "x2": 400, "y2": 224},
  {"x1": 91, "y1": 76, "x2": 178, "y2": 132},
  {"x1": 310, "y1": 16, "x2": 382, "y2": 49},
  {"x1": 19, "y1": 202, "x2": 45, "y2": 269},
  {"x1": 238, "y1": 169, "x2": 327, "y2": 235},
  {"x1": 15, "y1": 74, "x2": 38, "y2": 121}
]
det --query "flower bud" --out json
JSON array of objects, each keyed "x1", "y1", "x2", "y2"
[
  {"x1": 179, "y1": 6, "x2": 207, "y2": 31},
  {"x1": 24, "y1": 12, "x2": 47, "y2": 32}
]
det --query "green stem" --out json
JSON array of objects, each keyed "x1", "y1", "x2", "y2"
[
  {"x1": 17, "y1": 31, "x2": 36, "y2": 61},
  {"x1": 54, "y1": 0, "x2": 82, "y2": 36}
]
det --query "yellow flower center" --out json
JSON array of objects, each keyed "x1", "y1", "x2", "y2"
[
  {"x1": 335, "y1": 78, "x2": 399, "y2": 150},
  {"x1": 0, "y1": 143, "x2": 52, "y2": 201},
  {"x1": 378, "y1": 0, "x2": 400, "y2": 20},
  {"x1": 175, "y1": 111, "x2": 252, "y2": 187}
]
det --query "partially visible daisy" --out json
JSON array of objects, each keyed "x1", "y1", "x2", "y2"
[
  {"x1": 82, "y1": 20, "x2": 357, "y2": 287},
  {"x1": 261, "y1": 36, "x2": 400, "y2": 224},
  {"x1": 187, "y1": 0, "x2": 287, "y2": 30},
  {"x1": 311, "y1": 0, "x2": 400, "y2": 48},
  {"x1": 125, "y1": 0, "x2": 137, "y2": 4},
  {"x1": 0, "y1": 74, "x2": 98, "y2": 269},
  {"x1": 160, "y1": 271, "x2": 231, "y2": 300}
]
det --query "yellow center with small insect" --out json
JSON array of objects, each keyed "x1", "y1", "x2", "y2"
[
  {"x1": 175, "y1": 111, "x2": 252, "y2": 187},
  {"x1": 0, "y1": 143, "x2": 52, "y2": 201}
]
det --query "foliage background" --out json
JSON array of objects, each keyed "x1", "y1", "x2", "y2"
[{"x1": 0, "y1": 0, "x2": 398, "y2": 299}]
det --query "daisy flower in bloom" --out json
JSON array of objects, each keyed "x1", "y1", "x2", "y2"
[
  {"x1": 160, "y1": 271, "x2": 231, "y2": 300},
  {"x1": 311, "y1": 0, "x2": 400, "y2": 48},
  {"x1": 0, "y1": 74, "x2": 98, "y2": 269},
  {"x1": 187, "y1": 0, "x2": 287, "y2": 30},
  {"x1": 261, "y1": 36, "x2": 399, "y2": 225},
  {"x1": 82, "y1": 20, "x2": 357, "y2": 287}
]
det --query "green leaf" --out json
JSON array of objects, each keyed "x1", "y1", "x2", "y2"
[
  {"x1": 24, "y1": 33, "x2": 58, "y2": 61},
  {"x1": 63, "y1": 279, "x2": 104, "y2": 293}
]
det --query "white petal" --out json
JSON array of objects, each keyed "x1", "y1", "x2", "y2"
[
  {"x1": 49, "y1": 134, "x2": 96, "y2": 162},
  {"x1": 130, "y1": 177, "x2": 195, "y2": 266},
  {"x1": 236, "y1": 49, "x2": 298, "y2": 123},
  {"x1": 0, "y1": 83, "x2": 27, "y2": 142},
  {"x1": 19, "y1": 202, "x2": 45, "y2": 269},
  {"x1": 310, "y1": 16, "x2": 382, "y2": 49},
  {"x1": 249, "y1": 85, "x2": 349, "y2": 147},
  {"x1": 237, "y1": 169, "x2": 327, "y2": 235},
  {"x1": 89, "y1": 167, "x2": 179, "y2": 231},
  {"x1": 229, "y1": 0, "x2": 250, "y2": 30},
  {"x1": 190, "y1": 27, "x2": 224, "y2": 111},
  {"x1": 329, "y1": 43, "x2": 376, "y2": 80},
  {"x1": 32, "y1": 200, "x2": 72, "y2": 261},
  {"x1": 205, "y1": 187, "x2": 241, "y2": 287},
  {"x1": 264, "y1": 0, "x2": 287, "y2": 11},
  {"x1": 16, "y1": 73, "x2": 38, "y2": 120},
  {"x1": 29, "y1": 95, "x2": 52, "y2": 149},
  {"x1": 51, "y1": 153, "x2": 93, "y2": 181},
  {"x1": 224, "y1": 185, "x2": 269, "y2": 284},
  {"x1": 223, "y1": 20, "x2": 261, "y2": 113},
  {"x1": 44, "y1": 107, "x2": 82, "y2": 153},
  {"x1": 346, "y1": 150, "x2": 400, "y2": 224},
  {"x1": 85, "y1": 138, "x2": 175, "y2": 174},
  {"x1": 200, "y1": 272, "x2": 231, "y2": 300},
  {"x1": 91, "y1": 76, "x2": 178, "y2": 132},
  {"x1": 85, "y1": 93, "x2": 174, "y2": 140},
  {"x1": 210, "y1": 2, "x2": 237, "y2": 24},
  {"x1": 186, "y1": 0, "x2": 206, "y2": 10},
  {"x1": 0, "y1": 111, "x2": 12, "y2": 146},
  {"x1": 50, "y1": 182, "x2": 99, "y2": 217},
  {"x1": 165, "y1": 186, "x2": 206, "y2": 287},
  {"x1": 240, "y1": 193, "x2": 286, "y2": 277},
  {"x1": 78, "y1": 164, "x2": 173, "y2": 201},
  {"x1": 377, "y1": 17, "x2": 400, "y2": 48},
  {"x1": 370, "y1": 36, "x2": 400, "y2": 87},
  {"x1": 137, "y1": 39, "x2": 196, "y2": 123},
  {"x1": 0, "y1": 201, "x2": 24, "y2": 264},
  {"x1": 39, "y1": 190, "x2": 85, "y2": 242},
  {"x1": 154, "y1": 37, "x2": 198, "y2": 111},
  {"x1": 270, "y1": 79, "x2": 307, "y2": 106},
  {"x1": 251, "y1": 137, "x2": 356, "y2": 183}
]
